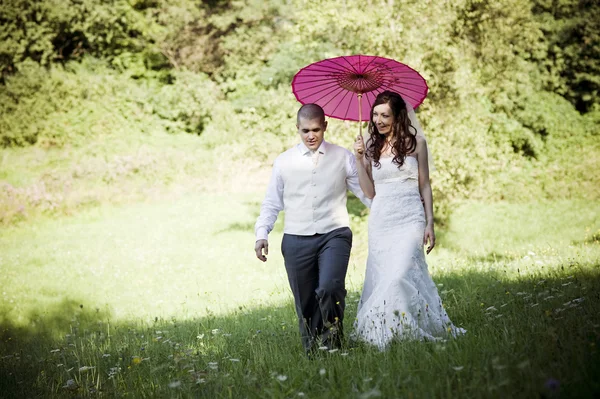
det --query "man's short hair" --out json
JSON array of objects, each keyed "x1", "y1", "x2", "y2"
[{"x1": 297, "y1": 103, "x2": 325, "y2": 124}]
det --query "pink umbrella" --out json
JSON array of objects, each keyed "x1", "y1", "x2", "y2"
[{"x1": 292, "y1": 55, "x2": 428, "y2": 135}]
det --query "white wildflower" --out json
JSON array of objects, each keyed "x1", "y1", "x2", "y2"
[
  {"x1": 208, "y1": 362, "x2": 218, "y2": 370},
  {"x1": 517, "y1": 360, "x2": 530, "y2": 369},
  {"x1": 168, "y1": 381, "x2": 181, "y2": 388},
  {"x1": 359, "y1": 388, "x2": 382, "y2": 398}
]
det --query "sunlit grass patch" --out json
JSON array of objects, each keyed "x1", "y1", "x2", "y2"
[{"x1": 0, "y1": 198, "x2": 599, "y2": 397}]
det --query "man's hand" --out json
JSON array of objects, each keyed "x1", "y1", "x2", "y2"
[
  {"x1": 255, "y1": 239, "x2": 269, "y2": 262},
  {"x1": 423, "y1": 225, "x2": 435, "y2": 254}
]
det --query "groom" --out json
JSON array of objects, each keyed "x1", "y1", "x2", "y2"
[{"x1": 254, "y1": 103, "x2": 371, "y2": 354}]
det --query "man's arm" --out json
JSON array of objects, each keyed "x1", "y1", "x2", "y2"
[
  {"x1": 254, "y1": 160, "x2": 284, "y2": 261},
  {"x1": 345, "y1": 150, "x2": 372, "y2": 208}
]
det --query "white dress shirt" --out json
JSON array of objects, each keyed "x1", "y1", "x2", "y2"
[{"x1": 255, "y1": 140, "x2": 371, "y2": 241}]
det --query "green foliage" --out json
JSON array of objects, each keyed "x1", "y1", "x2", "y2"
[
  {"x1": 0, "y1": 0, "x2": 156, "y2": 76},
  {"x1": 532, "y1": 0, "x2": 600, "y2": 113},
  {"x1": 148, "y1": 70, "x2": 219, "y2": 134},
  {"x1": 0, "y1": 58, "x2": 219, "y2": 147},
  {"x1": 1, "y1": 0, "x2": 599, "y2": 225}
]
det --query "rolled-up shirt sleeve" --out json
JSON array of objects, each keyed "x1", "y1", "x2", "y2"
[
  {"x1": 255, "y1": 159, "x2": 284, "y2": 241},
  {"x1": 345, "y1": 151, "x2": 372, "y2": 209}
]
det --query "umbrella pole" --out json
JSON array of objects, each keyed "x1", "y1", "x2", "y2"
[{"x1": 357, "y1": 93, "x2": 363, "y2": 137}]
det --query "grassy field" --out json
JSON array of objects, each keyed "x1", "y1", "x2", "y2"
[{"x1": 1, "y1": 193, "x2": 599, "y2": 398}]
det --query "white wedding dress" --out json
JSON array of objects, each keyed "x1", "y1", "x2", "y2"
[{"x1": 353, "y1": 156, "x2": 466, "y2": 350}]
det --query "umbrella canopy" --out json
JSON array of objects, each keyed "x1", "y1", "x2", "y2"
[{"x1": 291, "y1": 55, "x2": 428, "y2": 124}]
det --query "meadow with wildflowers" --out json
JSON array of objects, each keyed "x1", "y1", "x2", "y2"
[
  {"x1": 1, "y1": 0, "x2": 599, "y2": 397},
  {"x1": 1, "y1": 193, "x2": 599, "y2": 398}
]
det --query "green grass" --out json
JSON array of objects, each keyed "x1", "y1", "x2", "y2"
[{"x1": 1, "y1": 195, "x2": 599, "y2": 398}]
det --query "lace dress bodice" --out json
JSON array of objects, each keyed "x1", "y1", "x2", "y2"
[
  {"x1": 372, "y1": 155, "x2": 419, "y2": 184},
  {"x1": 369, "y1": 156, "x2": 425, "y2": 235}
]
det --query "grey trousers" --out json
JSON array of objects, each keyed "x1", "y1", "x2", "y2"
[{"x1": 281, "y1": 227, "x2": 352, "y2": 352}]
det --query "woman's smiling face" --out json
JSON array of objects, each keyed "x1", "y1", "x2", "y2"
[{"x1": 372, "y1": 103, "x2": 393, "y2": 136}]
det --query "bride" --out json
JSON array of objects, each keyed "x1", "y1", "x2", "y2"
[{"x1": 352, "y1": 90, "x2": 465, "y2": 350}]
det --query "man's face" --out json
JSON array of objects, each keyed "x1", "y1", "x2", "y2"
[{"x1": 297, "y1": 117, "x2": 327, "y2": 151}]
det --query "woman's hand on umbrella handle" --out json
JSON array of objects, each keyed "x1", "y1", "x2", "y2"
[{"x1": 354, "y1": 134, "x2": 365, "y2": 159}]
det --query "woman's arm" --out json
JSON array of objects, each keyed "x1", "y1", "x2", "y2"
[
  {"x1": 416, "y1": 136, "x2": 435, "y2": 253},
  {"x1": 354, "y1": 134, "x2": 375, "y2": 199}
]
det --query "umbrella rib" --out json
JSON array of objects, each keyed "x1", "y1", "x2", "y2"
[
  {"x1": 293, "y1": 75, "x2": 346, "y2": 81},
  {"x1": 293, "y1": 80, "x2": 345, "y2": 91},
  {"x1": 312, "y1": 59, "x2": 357, "y2": 74},
  {"x1": 379, "y1": 79, "x2": 421, "y2": 97},
  {"x1": 383, "y1": 81, "x2": 428, "y2": 92},
  {"x1": 378, "y1": 82, "x2": 422, "y2": 104},
  {"x1": 320, "y1": 88, "x2": 356, "y2": 117},
  {"x1": 305, "y1": 84, "x2": 348, "y2": 107},
  {"x1": 302, "y1": 65, "x2": 352, "y2": 74},
  {"x1": 380, "y1": 76, "x2": 428, "y2": 92},
  {"x1": 361, "y1": 55, "x2": 384, "y2": 75},
  {"x1": 376, "y1": 64, "x2": 426, "y2": 77},
  {"x1": 389, "y1": 79, "x2": 429, "y2": 86},
  {"x1": 293, "y1": 80, "x2": 350, "y2": 95},
  {"x1": 360, "y1": 57, "x2": 382, "y2": 74},
  {"x1": 373, "y1": 58, "x2": 406, "y2": 72},
  {"x1": 384, "y1": 75, "x2": 425, "y2": 83},
  {"x1": 381, "y1": 84, "x2": 424, "y2": 95},
  {"x1": 334, "y1": 57, "x2": 361, "y2": 74},
  {"x1": 330, "y1": 90, "x2": 353, "y2": 120},
  {"x1": 304, "y1": 56, "x2": 357, "y2": 72}
]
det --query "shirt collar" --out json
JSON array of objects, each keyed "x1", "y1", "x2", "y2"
[{"x1": 298, "y1": 140, "x2": 328, "y2": 155}]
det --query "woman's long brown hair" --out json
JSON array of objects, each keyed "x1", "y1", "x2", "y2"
[{"x1": 366, "y1": 91, "x2": 417, "y2": 168}]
